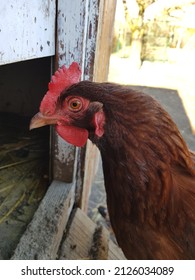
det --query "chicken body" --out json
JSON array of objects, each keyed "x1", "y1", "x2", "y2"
[
  {"x1": 63, "y1": 82, "x2": 195, "y2": 259},
  {"x1": 31, "y1": 79, "x2": 195, "y2": 259}
]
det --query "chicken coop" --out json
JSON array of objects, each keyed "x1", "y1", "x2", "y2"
[{"x1": 0, "y1": 0, "x2": 125, "y2": 260}]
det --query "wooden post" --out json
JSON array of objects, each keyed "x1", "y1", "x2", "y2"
[
  {"x1": 80, "y1": 0, "x2": 117, "y2": 212},
  {"x1": 93, "y1": 0, "x2": 117, "y2": 82},
  {"x1": 52, "y1": 0, "x2": 100, "y2": 184}
]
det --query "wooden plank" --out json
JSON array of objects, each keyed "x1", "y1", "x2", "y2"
[
  {"x1": 51, "y1": 0, "x2": 87, "y2": 182},
  {"x1": 108, "y1": 239, "x2": 126, "y2": 260},
  {"x1": 52, "y1": 131, "x2": 77, "y2": 183},
  {"x1": 58, "y1": 208, "x2": 126, "y2": 260},
  {"x1": 0, "y1": 0, "x2": 55, "y2": 65},
  {"x1": 89, "y1": 224, "x2": 109, "y2": 260},
  {"x1": 93, "y1": 0, "x2": 117, "y2": 82},
  {"x1": 80, "y1": 142, "x2": 100, "y2": 212},
  {"x1": 80, "y1": 0, "x2": 117, "y2": 211},
  {"x1": 53, "y1": 0, "x2": 85, "y2": 182},
  {"x1": 53, "y1": 0, "x2": 100, "y2": 183},
  {"x1": 82, "y1": 0, "x2": 100, "y2": 81},
  {"x1": 75, "y1": 0, "x2": 100, "y2": 209},
  {"x1": 12, "y1": 180, "x2": 75, "y2": 260}
]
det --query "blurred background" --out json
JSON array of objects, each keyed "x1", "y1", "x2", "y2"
[{"x1": 109, "y1": 0, "x2": 195, "y2": 134}]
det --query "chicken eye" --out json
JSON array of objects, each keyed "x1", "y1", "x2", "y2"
[{"x1": 68, "y1": 98, "x2": 82, "y2": 112}]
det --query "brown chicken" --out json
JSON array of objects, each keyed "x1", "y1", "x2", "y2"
[{"x1": 30, "y1": 62, "x2": 195, "y2": 259}]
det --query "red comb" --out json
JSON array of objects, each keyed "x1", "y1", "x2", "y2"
[{"x1": 40, "y1": 62, "x2": 81, "y2": 115}]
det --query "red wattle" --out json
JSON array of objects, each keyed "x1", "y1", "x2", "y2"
[{"x1": 56, "y1": 125, "x2": 88, "y2": 147}]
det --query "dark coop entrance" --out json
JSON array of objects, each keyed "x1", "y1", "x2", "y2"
[{"x1": 0, "y1": 58, "x2": 51, "y2": 259}]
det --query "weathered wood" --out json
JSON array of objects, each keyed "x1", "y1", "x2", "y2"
[
  {"x1": 93, "y1": 0, "x2": 117, "y2": 82},
  {"x1": 53, "y1": 0, "x2": 100, "y2": 183},
  {"x1": 108, "y1": 239, "x2": 126, "y2": 260},
  {"x1": 82, "y1": 0, "x2": 100, "y2": 81},
  {"x1": 52, "y1": 132, "x2": 77, "y2": 183},
  {"x1": 58, "y1": 208, "x2": 126, "y2": 260},
  {"x1": 80, "y1": 142, "x2": 100, "y2": 212},
  {"x1": 56, "y1": 0, "x2": 86, "y2": 68},
  {"x1": 52, "y1": 0, "x2": 86, "y2": 183},
  {"x1": 12, "y1": 180, "x2": 76, "y2": 260},
  {"x1": 89, "y1": 224, "x2": 109, "y2": 260},
  {"x1": 80, "y1": 0, "x2": 117, "y2": 212},
  {"x1": 0, "y1": 0, "x2": 55, "y2": 65}
]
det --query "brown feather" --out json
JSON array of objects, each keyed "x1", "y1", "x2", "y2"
[{"x1": 61, "y1": 81, "x2": 195, "y2": 259}]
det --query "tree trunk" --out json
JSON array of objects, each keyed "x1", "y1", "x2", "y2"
[{"x1": 129, "y1": 29, "x2": 142, "y2": 69}]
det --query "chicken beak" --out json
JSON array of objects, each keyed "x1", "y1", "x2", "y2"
[{"x1": 29, "y1": 112, "x2": 57, "y2": 130}]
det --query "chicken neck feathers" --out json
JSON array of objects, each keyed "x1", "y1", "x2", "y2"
[{"x1": 64, "y1": 81, "x2": 195, "y2": 259}]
